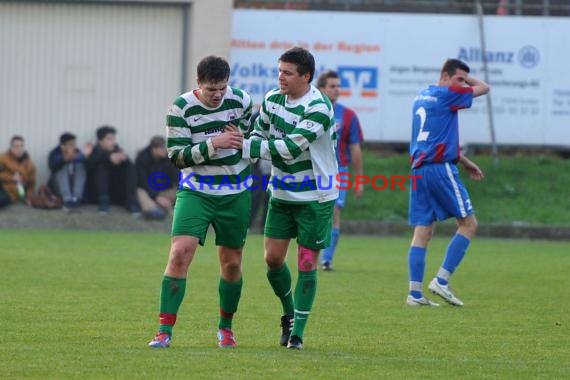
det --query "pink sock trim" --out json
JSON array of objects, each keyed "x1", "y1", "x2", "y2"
[{"x1": 298, "y1": 246, "x2": 318, "y2": 272}]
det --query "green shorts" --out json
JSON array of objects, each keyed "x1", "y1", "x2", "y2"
[
  {"x1": 264, "y1": 198, "x2": 335, "y2": 250},
  {"x1": 171, "y1": 189, "x2": 251, "y2": 248}
]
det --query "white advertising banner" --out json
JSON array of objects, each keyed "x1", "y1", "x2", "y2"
[{"x1": 230, "y1": 9, "x2": 570, "y2": 146}]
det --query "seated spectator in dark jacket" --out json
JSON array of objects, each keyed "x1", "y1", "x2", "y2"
[
  {"x1": 0, "y1": 135, "x2": 36, "y2": 208},
  {"x1": 48, "y1": 132, "x2": 86, "y2": 210},
  {"x1": 86, "y1": 125, "x2": 140, "y2": 215},
  {"x1": 135, "y1": 136, "x2": 178, "y2": 220}
]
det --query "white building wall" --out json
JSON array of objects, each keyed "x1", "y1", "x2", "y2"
[
  {"x1": 187, "y1": 0, "x2": 234, "y2": 87},
  {"x1": 0, "y1": 0, "x2": 233, "y2": 186}
]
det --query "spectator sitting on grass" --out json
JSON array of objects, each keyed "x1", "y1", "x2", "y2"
[
  {"x1": 135, "y1": 136, "x2": 178, "y2": 220},
  {"x1": 0, "y1": 135, "x2": 36, "y2": 208},
  {"x1": 85, "y1": 125, "x2": 141, "y2": 216},
  {"x1": 48, "y1": 132, "x2": 87, "y2": 211}
]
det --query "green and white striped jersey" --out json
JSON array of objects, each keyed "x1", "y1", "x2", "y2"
[
  {"x1": 243, "y1": 85, "x2": 338, "y2": 204},
  {"x1": 166, "y1": 86, "x2": 252, "y2": 196}
]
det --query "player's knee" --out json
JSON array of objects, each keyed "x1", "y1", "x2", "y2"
[
  {"x1": 412, "y1": 226, "x2": 433, "y2": 246},
  {"x1": 298, "y1": 246, "x2": 318, "y2": 272},
  {"x1": 458, "y1": 216, "x2": 478, "y2": 238},
  {"x1": 264, "y1": 250, "x2": 284, "y2": 269},
  {"x1": 221, "y1": 261, "x2": 241, "y2": 279},
  {"x1": 168, "y1": 241, "x2": 195, "y2": 270},
  {"x1": 465, "y1": 217, "x2": 478, "y2": 236},
  {"x1": 221, "y1": 251, "x2": 242, "y2": 275},
  {"x1": 471, "y1": 218, "x2": 478, "y2": 232}
]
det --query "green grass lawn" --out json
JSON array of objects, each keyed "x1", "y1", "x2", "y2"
[
  {"x1": 342, "y1": 151, "x2": 570, "y2": 225},
  {"x1": 1, "y1": 231, "x2": 569, "y2": 379}
]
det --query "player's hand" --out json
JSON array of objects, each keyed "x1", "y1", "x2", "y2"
[
  {"x1": 212, "y1": 130, "x2": 243, "y2": 150},
  {"x1": 354, "y1": 186, "x2": 363, "y2": 200},
  {"x1": 224, "y1": 123, "x2": 242, "y2": 134},
  {"x1": 462, "y1": 160, "x2": 484, "y2": 180}
]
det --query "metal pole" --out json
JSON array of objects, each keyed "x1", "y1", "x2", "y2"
[
  {"x1": 180, "y1": 4, "x2": 190, "y2": 93},
  {"x1": 543, "y1": 0, "x2": 551, "y2": 16},
  {"x1": 475, "y1": 0, "x2": 499, "y2": 162},
  {"x1": 515, "y1": 0, "x2": 523, "y2": 15}
]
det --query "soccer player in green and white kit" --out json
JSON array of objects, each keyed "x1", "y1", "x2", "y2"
[
  {"x1": 148, "y1": 56, "x2": 252, "y2": 348},
  {"x1": 241, "y1": 47, "x2": 338, "y2": 350}
]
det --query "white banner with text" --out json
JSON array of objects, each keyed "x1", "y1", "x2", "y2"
[{"x1": 231, "y1": 10, "x2": 570, "y2": 146}]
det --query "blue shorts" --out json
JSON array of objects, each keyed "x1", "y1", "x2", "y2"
[
  {"x1": 408, "y1": 162, "x2": 474, "y2": 226},
  {"x1": 336, "y1": 166, "x2": 349, "y2": 208}
]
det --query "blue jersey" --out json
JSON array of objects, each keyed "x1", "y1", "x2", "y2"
[
  {"x1": 409, "y1": 85, "x2": 473, "y2": 169},
  {"x1": 334, "y1": 103, "x2": 364, "y2": 167}
]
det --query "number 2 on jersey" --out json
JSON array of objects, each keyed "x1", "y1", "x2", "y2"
[{"x1": 415, "y1": 107, "x2": 429, "y2": 141}]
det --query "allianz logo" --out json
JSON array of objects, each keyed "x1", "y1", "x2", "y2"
[{"x1": 457, "y1": 45, "x2": 539, "y2": 68}]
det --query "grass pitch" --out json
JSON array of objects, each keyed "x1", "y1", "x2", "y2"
[
  {"x1": 343, "y1": 152, "x2": 570, "y2": 226},
  {"x1": 1, "y1": 231, "x2": 568, "y2": 379}
]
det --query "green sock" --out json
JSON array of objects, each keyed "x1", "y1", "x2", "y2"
[
  {"x1": 291, "y1": 270, "x2": 317, "y2": 340},
  {"x1": 158, "y1": 276, "x2": 186, "y2": 335},
  {"x1": 219, "y1": 276, "x2": 243, "y2": 329},
  {"x1": 267, "y1": 264, "x2": 294, "y2": 315}
]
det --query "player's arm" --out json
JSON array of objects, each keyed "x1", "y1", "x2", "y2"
[
  {"x1": 166, "y1": 103, "x2": 241, "y2": 169},
  {"x1": 348, "y1": 112, "x2": 364, "y2": 197},
  {"x1": 349, "y1": 143, "x2": 363, "y2": 198},
  {"x1": 243, "y1": 103, "x2": 330, "y2": 161},
  {"x1": 247, "y1": 100, "x2": 271, "y2": 141},
  {"x1": 466, "y1": 75, "x2": 490, "y2": 98},
  {"x1": 459, "y1": 155, "x2": 484, "y2": 181}
]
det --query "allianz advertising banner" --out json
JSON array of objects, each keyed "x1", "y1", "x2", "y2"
[{"x1": 230, "y1": 9, "x2": 570, "y2": 146}]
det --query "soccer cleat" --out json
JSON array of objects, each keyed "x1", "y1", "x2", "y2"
[
  {"x1": 406, "y1": 295, "x2": 440, "y2": 307},
  {"x1": 428, "y1": 279, "x2": 464, "y2": 306},
  {"x1": 148, "y1": 332, "x2": 171, "y2": 348},
  {"x1": 287, "y1": 335, "x2": 303, "y2": 350},
  {"x1": 321, "y1": 261, "x2": 333, "y2": 271},
  {"x1": 280, "y1": 314, "x2": 294, "y2": 347},
  {"x1": 217, "y1": 328, "x2": 237, "y2": 348}
]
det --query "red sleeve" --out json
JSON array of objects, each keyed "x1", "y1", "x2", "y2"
[{"x1": 448, "y1": 85, "x2": 473, "y2": 94}]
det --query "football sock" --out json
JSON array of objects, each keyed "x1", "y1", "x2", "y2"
[
  {"x1": 291, "y1": 269, "x2": 317, "y2": 340},
  {"x1": 437, "y1": 234, "x2": 470, "y2": 285},
  {"x1": 267, "y1": 264, "x2": 294, "y2": 315},
  {"x1": 158, "y1": 275, "x2": 186, "y2": 335},
  {"x1": 218, "y1": 276, "x2": 243, "y2": 329},
  {"x1": 408, "y1": 246, "x2": 427, "y2": 298},
  {"x1": 321, "y1": 227, "x2": 340, "y2": 263}
]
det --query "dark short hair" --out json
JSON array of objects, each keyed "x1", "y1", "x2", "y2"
[
  {"x1": 149, "y1": 135, "x2": 165, "y2": 148},
  {"x1": 10, "y1": 135, "x2": 24, "y2": 144},
  {"x1": 279, "y1": 47, "x2": 316, "y2": 83},
  {"x1": 441, "y1": 58, "x2": 470, "y2": 78},
  {"x1": 59, "y1": 132, "x2": 76, "y2": 145},
  {"x1": 316, "y1": 70, "x2": 339, "y2": 89},
  {"x1": 96, "y1": 125, "x2": 116, "y2": 141},
  {"x1": 197, "y1": 56, "x2": 230, "y2": 83}
]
